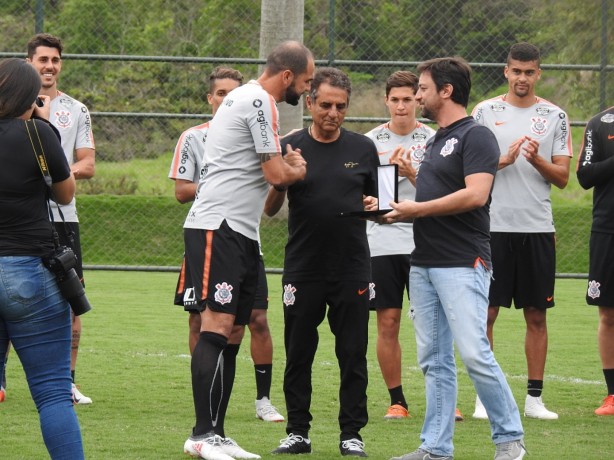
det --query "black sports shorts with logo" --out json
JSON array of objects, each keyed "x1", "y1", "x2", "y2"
[
  {"x1": 489, "y1": 232, "x2": 555, "y2": 309},
  {"x1": 586, "y1": 232, "x2": 614, "y2": 307},
  {"x1": 174, "y1": 220, "x2": 259, "y2": 325},
  {"x1": 369, "y1": 254, "x2": 411, "y2": 310}
]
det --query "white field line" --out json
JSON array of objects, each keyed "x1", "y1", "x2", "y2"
[{"x1": 163, "y1": 353, "x2": 602, "y2": 386}]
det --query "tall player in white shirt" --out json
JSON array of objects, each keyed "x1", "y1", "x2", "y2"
[
  {"x1": 180, "y1": 41, "x2": 314, "y2": 460},
  {"x1": 365, "y1": 71, "x2": 436, "y2": 420},
  {"x1": 472, "y1": 42, "x2": 572, "y2": 420},
  {"x1": 27, "y1": 33, "x2": 95, "y2": 405},
  {"x1": 169, "y1": 67, "x2": 284, "y2": 423}
]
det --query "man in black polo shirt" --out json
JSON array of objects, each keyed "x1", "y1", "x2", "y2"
[{"x1": 386, "y1": 57, "x2": 525, "y2": 460}]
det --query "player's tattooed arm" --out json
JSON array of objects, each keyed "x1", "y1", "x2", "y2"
[{"x1": 260, "y1": 151, "x2": 281, "y2": 163}]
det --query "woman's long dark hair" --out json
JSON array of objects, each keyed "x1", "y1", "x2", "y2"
[{"x1": 0, "y1": 58, "x2": 41, "y2": 119}]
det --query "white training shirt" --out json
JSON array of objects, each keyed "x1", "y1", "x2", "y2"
[
  {"x1": 365, "y1": 122, "x2": 436, "y2": 256},
  {"x1": 168, "y1": 122, "x2": 209, "y2": 183},
  {"x1": 472, "y1": 96, "x2": 572, "y2": 233},
  {"x1": 49, "y1": 91, "x2": 95, "y2": 222},
  {"x1": 184, "y1": 81, "x2": 281, "y2": 241}
]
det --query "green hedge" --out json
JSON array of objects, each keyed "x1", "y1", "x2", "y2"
[
  {"x1": 553, "y1": 204, "x2": 591, "y2": 275},
  {"x1": 77, "y1": 195, "x2": 591, "y2": 275},
  {"x1": 78, "y1": 195, "x2": 186, "y2": 268}
]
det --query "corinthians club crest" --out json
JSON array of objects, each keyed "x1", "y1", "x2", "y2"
[
  {"x1": 440, "y1": 138, "x2": 458, "y2": 157},
  {"x1": 214, "y1": 282, "x2": 233, "y2": 305},
  {"x1": 55, "y1": 110, "x2": 72, "y2": 129},
  {"x1": 283, "y1": 284, "x2": 297, "y2": 306},
  {"x1": 587, "y1": 280, "x2": 601, "y2": 299},
  {"x1": 530, "y1": 117, "x2": 547, "y2": 136}
]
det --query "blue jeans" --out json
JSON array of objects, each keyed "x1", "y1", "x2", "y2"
[
  {"x1": 0, "y1": 256, "x2": 84, "y2": 460},
  {"x1": 409, "y1": 264, "x2": 523, "y2": 457}
]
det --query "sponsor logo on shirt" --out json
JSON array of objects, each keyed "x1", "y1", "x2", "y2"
[
  {"x1": 376, "y1": 132, "x2": 390, "y2": 142},
  {"x1": 256, "y1": 109, "x2": 271, "y2": 148},
  {"x1": 59, "y1": 96, "x2": 74, "y2": 107},
  {"x1": 253, "y1": 99, "x2": 263, "y2": 108},
  {"x1": 82, "y1": 108, "x2": 93, "y2": 145},
  {"x1": 582, "y1": 129, "x2": 594, "y2": 166},
  {"x1": 474, "y1": 107, "x2": 483, "y2": 121},
  {"x1": 559, "y1": 112, "x2": 568, "y2": 150},
  {"x1": 179, "y1": 133, "x2": 194, "y2": 167},
  {"x1": 199, "y1": 163, "x2": 208, "y2": 181},
  {"x1": 412, "y1": 132, "x2": 427, "y2": 142},
  {"x1": 601, "y1": 113, "x2": 614, "y2": 123},
  {"x1": 440, "y1": 137, "x2": 458, "y2": 157},
  {"x1": 344, "y1": 161, "x2": 359, "y2": 168},
  {"x1": 536, "y1": 106, "x2": 551, "y2": 115},
  {"x1": 490, "y1": 103, "x2": 505, "y2": 112}
]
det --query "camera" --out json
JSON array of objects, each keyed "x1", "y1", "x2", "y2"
[
  {"x1": 35, "y1": 96, "x2": 44, "y2": 107},
  {"x1": 44, "y1": 246, "x2": 92, "y2": 316}
]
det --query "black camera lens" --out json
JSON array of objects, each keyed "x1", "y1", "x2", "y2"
[
  {"x1": 35, "y1": 97, "x2": 44, "y2": 107},
  {"x1": 58, "y1": 268, "x2": 92, "y2": 316}
]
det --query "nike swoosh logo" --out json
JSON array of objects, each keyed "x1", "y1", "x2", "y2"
[
  {"x1": 495, "y1": 121, "x2": 505, "y2": 126},
  {"x1": 256, "y1": 369, "x2": 267, "y2": 374},
  {"x1": 546, "y1": 296, "x2": 553, "y2": 302},
  {"x1": 358, "y1": 288, "x2": 368, "y2": 295},
  {"x1": 609, "y1": 135, "x2": 614, "y2": 140}
]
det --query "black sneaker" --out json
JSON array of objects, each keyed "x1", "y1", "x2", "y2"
[
  {"x1": 340, "y1": 438, "x2": 368, "y2": 457},
  {"x1": 272, "y1": 433, "x2": 312, "y2": 454}
]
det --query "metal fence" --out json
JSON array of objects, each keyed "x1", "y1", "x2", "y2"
[{"x1": 1, "y1": 0, "x2": 612, "y2": 275}]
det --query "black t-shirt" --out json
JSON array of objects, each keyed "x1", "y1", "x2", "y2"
[
  {"x1": 0, "y1": 118, "x2": 71, "y2": 257},
  {"x1": 412, "y1": 117, "x2": 499, "y2": 268},
  {"x1": 576, "y1": 107, "x2": 614, "y2": 234},
  {"x1": 282, "y1": 128, "x2": 379, "y2": 281}
]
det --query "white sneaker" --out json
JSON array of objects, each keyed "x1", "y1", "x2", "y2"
[
  {"x1": 221, "y1": 437, "x2": 261, "y2": 459},
  {"x1": 255, "y1": 397, "x2": 285, "y2": 422},
  {"x1": 494, "y1": 440, "x2": 526, "y2": 460},
  {"x1": 72, "y1": 383, "x2": 92, "y2": 405},
  {"x1": 472, "y1": 395, "x2": 488, "y2": 420},
  {"x1": 524, "y1": 395, "x2": 558, "y2": 419},
  {"x1": 184, "y1": 435, "x2": 234, "y2": 460}
]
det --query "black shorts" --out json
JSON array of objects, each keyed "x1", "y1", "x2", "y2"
[
  {"x1": 174, "y1": 221, "x2": 260, "y2": 325},
  {"x1": 175, "y1": 254, "x2": 268, "y2": 313},
  {"x1": 369, "y1": 254, "x2": 410, "y2": 310},
  {"x1": 586, "y1": 232, "x2": 614, "y2": 307},
  {"x1": 489, "y1": 232, "x2": 555, "y2": 309},
  {"x1": 252, "y1": 255, "x2": 269, "y2": 310},
  {"x1": 53, "y1": 221, "x2": 84, "y2": 285}
]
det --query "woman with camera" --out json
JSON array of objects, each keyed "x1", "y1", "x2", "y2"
[{"x1": 0, "y1": 58, "x2": 84, "y2": 459}]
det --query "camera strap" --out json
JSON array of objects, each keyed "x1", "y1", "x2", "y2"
[{"x1": 25, "y1": 119, "x2": 74, "y2": 249}]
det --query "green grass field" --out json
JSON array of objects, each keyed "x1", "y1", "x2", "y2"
[{"x1": 2, "y1": 273, "x2": 612, "y2": 459}]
